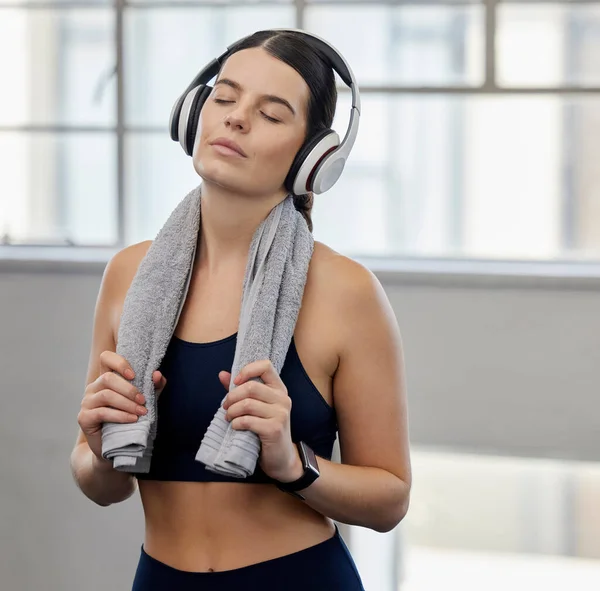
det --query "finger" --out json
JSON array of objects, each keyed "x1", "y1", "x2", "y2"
[
  {"x1": 84, "y1": 407, "x2": 141, "y2": 427},
  {"x1": 223, "y1": 380, "x2": 279, "y2": 409},
  {"x1": 226, "y1": 398, "x2": 272, "y2": 422},
  {"x1": 218, "y1": 371, "x2": 231, "y2": 391},
  {"x1": 233, "y1": 360, "x2": 285, "y2": 390},
  {"x1": 153, "y1": 372, "x2": 167, "y2": 399},
  {"x1": 96, "y1": 371, "x2": 143, "y2": 403},
  {"x1": 99, "y1": 350, "x2": 136, "y2": 380},
  {"x1": 85, "y1": 389, "x2": 147, "y2": 417},
  {"x1": 229, "y1": 415, "x2": 269, "y2": 434},
  {"x1": 153, "y1": 371, "x2": 167, "y2": 389}
]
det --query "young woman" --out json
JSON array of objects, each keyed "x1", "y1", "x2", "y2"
[{"x1": 71, "y1": 29, "x2": 411, "y2": 590}]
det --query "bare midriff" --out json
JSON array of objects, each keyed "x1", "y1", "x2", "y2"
[{"x1": 138, "y1": 480, "x2": 335, "y2": 572}]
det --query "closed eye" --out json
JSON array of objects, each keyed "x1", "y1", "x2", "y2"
[{"x1": 261, "y1": 112, "x2": 281, "y2": 124}]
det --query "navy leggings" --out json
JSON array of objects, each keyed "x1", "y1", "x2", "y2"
[{"x1": 131, "y1": 525, "x2": 365, "y2": 590}]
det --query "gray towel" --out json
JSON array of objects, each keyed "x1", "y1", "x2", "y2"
[{"x1": 101, "y1": 184, "x2": 314, "y2": 476}]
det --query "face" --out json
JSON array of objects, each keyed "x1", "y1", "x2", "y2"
[{"x1": 192, "y1": 47, "x2": 309, "y2": 197}]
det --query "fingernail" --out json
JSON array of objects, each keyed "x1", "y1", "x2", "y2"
[
  {"x1": 136, "y1": 394, "x2": 145, "y2": 404},
  {"x1": 125, "y1": 369, "x2": 134, "y2": 379}
]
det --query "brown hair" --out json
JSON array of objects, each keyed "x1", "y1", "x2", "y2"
[{"x1": 292, "y1": 192, "x2": 315, "y2": 232}]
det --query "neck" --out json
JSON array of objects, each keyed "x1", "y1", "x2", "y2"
[{"x1": 197, "y1": 181, "x2": 288, "y2": 274}]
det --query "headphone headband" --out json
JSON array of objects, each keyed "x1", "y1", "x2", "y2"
[{"x1": 170, "y1": 29, "x2": 360, "y2": 195}]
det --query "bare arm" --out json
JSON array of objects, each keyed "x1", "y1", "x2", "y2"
[
  {"x1": 70, "y1": 243, "x2": 151, "y2": 506},
  {"x1": 70, "y1": 441, "x2": 137, "y2": 507},
  {"x1": 292, "y1": 258, "x2": 411, "y2": 532}
]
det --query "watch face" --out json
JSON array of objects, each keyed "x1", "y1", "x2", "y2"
[{"x1": 299, "y1": 441, "x2": 319, "y2": 477}]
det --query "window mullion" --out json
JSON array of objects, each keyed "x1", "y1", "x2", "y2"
[
  {"x1": 483, "y1": 0, "x2": 498, "y2": 91},
  {"x1": 116, "y1": 0, "x2": 125, "y2": 248}
]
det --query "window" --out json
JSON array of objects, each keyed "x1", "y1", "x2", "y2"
[{"x1": 1, "y1": 0, "x2": 599, "y2": 261}]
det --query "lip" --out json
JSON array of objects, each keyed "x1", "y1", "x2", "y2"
[{"x1": 210, "y1": 137, "x2": 247, "y2": 158}]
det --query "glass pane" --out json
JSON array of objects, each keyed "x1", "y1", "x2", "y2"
[
  {"x1": 0, "y1": 132, "x2": 117, "y2": 245},
  {"x1": 306, "y1": 0, "x2": 479, "y2": 3},
  {"x1": 312, "y1": 94, "x2": 600, "y2": 261},
  {"x1": 124, "y1": 7, "x2": 295, "y2": 127},
  {"x1": 2, "y1": 0, "x2": 107, "y2": 4},
  {"x1": 129, "y1": 0, "x2": 291, "y2": 3},
  {"x1": 498, "y1": 4, "x2": 600, "y2": 87},
  {"x1": 125, "y1": 132, "x2": 200, "y2": 244},
  {"x1": 305, "y1": 4, "x2": 484, "y2": 87},
  {"x1": 0, "y1": 9, "x2": 115, "y2": 126},
  {"x1": 399, "y1": 449, "x2": 600, "y2": 590}
]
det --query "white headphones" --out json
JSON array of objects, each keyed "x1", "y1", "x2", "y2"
[{"x1": 169, "y1": 28, "x2": 361, "y2": 196}]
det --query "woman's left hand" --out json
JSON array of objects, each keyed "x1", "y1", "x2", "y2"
[{"x1": 218, "y1": 360, "x2": 302, "y2": 483}]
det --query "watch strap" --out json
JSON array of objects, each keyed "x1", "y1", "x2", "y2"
[{"x1": 275, "y1": 442, "x2": 320, "y2": 497}]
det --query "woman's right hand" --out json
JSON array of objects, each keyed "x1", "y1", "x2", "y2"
[{"x1": 77, "y1": 350, "x2": 167, "y2": 462}]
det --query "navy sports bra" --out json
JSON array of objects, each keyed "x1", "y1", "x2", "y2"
[{"x1": 135, "y1": 332, "x2": 338, "y2": 484}]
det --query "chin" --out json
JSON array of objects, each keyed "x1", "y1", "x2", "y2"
[
  {"x1": 194, "y1": 155, "x2": 230, "y2": 182},
  {"x1": 194, "y1": 162, "x2": 247, "y2": 194}
]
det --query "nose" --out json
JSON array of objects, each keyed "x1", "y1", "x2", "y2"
[{"x1": 224, "y1": 108, "x2": 249, "y2": 132}]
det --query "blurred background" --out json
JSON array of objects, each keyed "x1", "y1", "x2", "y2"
[{"x1": 1, "y1": 0, "x2": 600, "y2": 589}]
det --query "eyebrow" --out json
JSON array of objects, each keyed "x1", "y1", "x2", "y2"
[{"x1": 214, "y1": 78, "x2": 297, "y2": 116}]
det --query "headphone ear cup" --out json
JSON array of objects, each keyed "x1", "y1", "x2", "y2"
[
  {"x1": 185, "y1": 85, "x2": 212, "y2": 156},
  {"x1": 173, "y1": 85, "x2": 212, "y2": 156},
  {"x1": 169, "y1": 93, "x2": 186, "y2": 143},
  {"x1": 285, "y1": 129, "x2": 340, "y2": 195},
  {"x1": 285, "y1": 129, "x2": 331, "y2": 194}
]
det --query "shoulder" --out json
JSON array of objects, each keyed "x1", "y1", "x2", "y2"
[
  {"x1": 306, "y1": 241, "x2": 397, "y2": 352},
  {"x1": 107, "y1": 239, "x2": 153, "y2": 269},
  {"x1": 309, "y1": 241, "x2": 387, "y2": 312},
  {"x1": 104, "y1": 240, "x2": 153, "y2": 285},
  {"x1": 103, "y1": 240, "x2": 153, "y2": 342}
]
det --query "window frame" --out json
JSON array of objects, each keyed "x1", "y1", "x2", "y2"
[{"x1": 2, "y1": 0, "x2": 600, "y2": 280}]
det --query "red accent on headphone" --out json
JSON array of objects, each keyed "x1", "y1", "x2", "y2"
[{"x1": 306, "y1": 146, "x2": 338, "y2": 192}]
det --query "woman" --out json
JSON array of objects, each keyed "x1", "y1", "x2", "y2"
[{"x1": 70, "y1": 29, "x2": 411, "y2": 590}]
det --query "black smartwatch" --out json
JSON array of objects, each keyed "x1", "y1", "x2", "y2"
[{"x1": 276, "y1": 441, "x2": 320, "y2": 501}]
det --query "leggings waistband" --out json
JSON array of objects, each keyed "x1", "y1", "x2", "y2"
[{"x1": 132, "y1": 524, "x2": 365, "y2": 590}]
